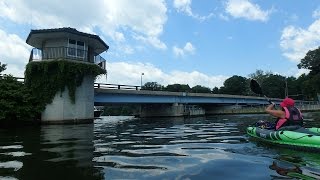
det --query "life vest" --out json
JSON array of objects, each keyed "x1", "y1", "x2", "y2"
[{"x1": 275, "y1": 106, "x2": 303, "y2": 130}]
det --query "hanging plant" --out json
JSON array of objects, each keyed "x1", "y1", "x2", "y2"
[{"x1": 25, "y1": 60, "x2": 106, "y2": 109}]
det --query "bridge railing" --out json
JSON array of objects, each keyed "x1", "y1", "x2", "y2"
[
  {"x1": 94, "y1": 83, "x2": 140, "y2": 90},
  {"x1": 0, "y1": 75, "x2": 25, "y2": 83},
  {"x1": 29, "y1": 47, "x2": 106, "y2": 67}
]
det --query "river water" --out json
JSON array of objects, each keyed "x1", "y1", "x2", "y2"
[{"x1": 1, "y1": 113, "x2": 320, "y2": 180}]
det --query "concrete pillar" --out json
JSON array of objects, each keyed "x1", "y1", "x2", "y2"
[
  {"x1": 139, "y1": 103, "x2": 184, "y2": 117},
  {"x1": 41, "y1": 75, "x2": 94, "y2": 124}
]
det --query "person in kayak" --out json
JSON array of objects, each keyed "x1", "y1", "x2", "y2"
[{"x1": 265, "y1": 97, "x2": 303, "y2": 130}]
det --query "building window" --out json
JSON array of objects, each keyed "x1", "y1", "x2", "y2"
[{"x1": 68, "y1": 39, "x2": 85, "y2": 58}]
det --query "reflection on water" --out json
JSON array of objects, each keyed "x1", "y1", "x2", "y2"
[
  {"x1": 0, "y1": 124, "x2": 102, "y2": 180},
  {"x1": 0, "y1": 113, "x2": 320, "y2": 179}
]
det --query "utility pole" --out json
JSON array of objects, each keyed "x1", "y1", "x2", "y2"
[{"x1": 141, "y1": 73, "x2": 144, "y2": 88}]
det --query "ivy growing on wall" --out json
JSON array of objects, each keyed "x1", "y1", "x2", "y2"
[{"x1": 25, "y1": 60, "x2": 106, "y2": 109}]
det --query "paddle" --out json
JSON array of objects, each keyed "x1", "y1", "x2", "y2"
[{"x1": 250, "y1": 79, "x2": 273, "y2": 104}]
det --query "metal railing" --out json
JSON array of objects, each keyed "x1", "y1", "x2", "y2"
[
  {"x1": 94, "y1": 83, "x2": 140, "y2": 90},
  {"x1": 0, "y1": 75, "x2": 25, "y2": 83},
  {"x1": 29, "y1": 47, "x2": 106, "y2": 66}
]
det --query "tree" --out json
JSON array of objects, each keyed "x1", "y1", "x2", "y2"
[
  {"x1": 286, "y1": 76, "x2": 300, "y2": 98},
  {"x1": 248, "y1": 69, "x2": 273, "y2": 84},
  {"x1": 0, "y1": 75, "x2": 43, "y2": 124},
  {"x1": 142, "y1": 82, "x2": 164, "y2": 91},
  {"x1": 298, "y1": 47, "x2": 320, "y2": 75},
  {"x1": 166, "y1": 84, "x2": 191, "y2": 92},
  {"x1": 220, "y1": 75, "x2": 248, "y2": 95},
  {"x1": 261, "y1": 74, "x2": 286, "y2": 98},
  {"x1": 299, "y1": 74, "x2": 320, "y2": 100},
  {"x1": 0, "y1": 62, "x2": 6, "y2": 73},
  {"x1": 191, "y1": 85, "x2": 211, "y2": 93},
  {"x1": 0, "y1": 62, "x2": 42, "y2": 125},
  {"x1": 297, "y1": 47, "x2": 320, "y2": 99},
  {"x1": 212, "y1": 87, "x2": 220, "y2": 94}
]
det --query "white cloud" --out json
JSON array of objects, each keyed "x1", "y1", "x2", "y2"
[
  {"x1": 313, "y1": 8, "x2": 320, "y2": 19},
  {"x1": 168, "y1": 70, "x2": 228, "y2": 88},
  {"x1": 280, "y1": 19, "x2": 320, "y2": 62},
  {"x1": 96, "y1": 61, "x2": 227, "y2": 88},
  {"x1": 173, "y1": 0, "x2": 214, "y2": 21},
  {"x1": 295, "y1": 68, "x2": 310, "y2": 77},
  {"x1": 225, "y1": 0, "x2": 271, "y2": 22},
  {"x1": 174, "y1": 0, "x2": 193, "y2": 16},
  {"x1": 0, "y1": 29, "x2": 31, "y2": 77},
  {"x1": 134, "y1": 35, "x2": 167, "y2": 50},
  {"x1": 0, "y1": 0, "x2": 167, "y2": 50},
  {"x1": 277, "y1": 67, "x2": 311, "y2": 78},
  {"x1": 173, "y1": 42, "x2": 195, "y2": 57}
]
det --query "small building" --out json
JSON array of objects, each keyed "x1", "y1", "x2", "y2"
[
  {"x1": 27, "y1": 27, "x2": 108, "y2": 68},
  {"x1": 26, "y1": 27, "x2": 109, "y2": 124}
]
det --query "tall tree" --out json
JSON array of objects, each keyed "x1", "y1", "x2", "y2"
[
  {"x1": 298, "y1": 47, "x2": 320, "y2": 75},
  {"x1": 261, "y1": 74, "x2": 286, "y2": 98},
  {"x1": 142, "y1": 82, "x2": 164, "y2": 91},
  {"x1": 212, "y1": 87, "x2": 220, "y2": 94},
  {"x1": 166, "y1": 84, "x2": 191, "y2": 92},
  {"x1": 191, "y1": 85, "x2": 211, "y2": 93},
  {"x1": 220, "y1": 75, "x2": 248, "y2": 95}
]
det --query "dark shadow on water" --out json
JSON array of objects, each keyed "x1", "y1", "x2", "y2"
[{"x1": 0, "y1": 124, "x2": 103, "y2": 180}]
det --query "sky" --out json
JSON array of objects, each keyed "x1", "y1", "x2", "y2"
[{"x1": 0, "y1": 0, "x2": 319, "y2": 88}]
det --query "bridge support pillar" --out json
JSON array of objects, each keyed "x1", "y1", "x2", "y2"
[
  {"x1": 41, "y1": 76, "x2": 94, "y2": 124},
  {"x1": 138, "y1": 104, "x2": 206, "y2": 117},
  {"x1": 139, "y1": 103, "x2": 184, "y2": 117}
]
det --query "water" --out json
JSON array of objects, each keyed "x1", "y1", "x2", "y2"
[{"x1": 1, "y1": 113, "x2": 320, "y2": 179}]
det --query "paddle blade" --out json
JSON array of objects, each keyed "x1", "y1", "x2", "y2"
[{"x1": 250, "y1": 79, "x2": 263, "y2": 95}]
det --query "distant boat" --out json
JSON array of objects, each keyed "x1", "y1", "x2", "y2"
[{"x1": 94, "y1": 106, "x2": 104, "y2": 117}]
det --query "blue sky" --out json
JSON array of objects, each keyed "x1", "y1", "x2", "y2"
[{"x1": 0, "y1": 0, "x2": 319, "y2": 88}]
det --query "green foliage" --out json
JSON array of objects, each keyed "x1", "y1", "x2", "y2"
[
  {"x1": 298, "y1": 47, "x2": 320, "y2": 75},
  {"x1": 191, "y1": 85, "x2": 211, "y2": 93},
  {"x1": 0, "y1": 62, "x2": 6, "y2": 73},
  {"x1": 142, "y1": 82, "x2": 164, "y2": 91},
  {"x1": 0, "y1": 75, "x2": 42, "y2": 123},
  {"x1": 212, "y1": 87, "x2": 220, "y2": 94},
  {"x1": 25, "y1": 60, "x2": 106, "y2": 109},
  {"x1": 261, "y1": 74, "x2": 286, "y2": 98},
  {"x1": 220, "y1": 75, "x2": 248, "y2": 95},
  {"x1": 300, "y1": 74, "x2": 320, "y2": 100},
  {"x1": 166, "y1": 84, "x2": 191, "y2": 92}
]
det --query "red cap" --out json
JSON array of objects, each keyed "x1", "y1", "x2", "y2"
[{"x1": 280, "y1": 98, "x2": 295, "y2": 107}]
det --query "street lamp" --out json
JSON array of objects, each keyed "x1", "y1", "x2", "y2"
[{"x1": 141, "y1": 73, "x2": 144, "y2": 88}]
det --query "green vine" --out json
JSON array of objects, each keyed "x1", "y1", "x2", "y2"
[{"x1": 25, "y1": 60, "x2": 106, "y2": 109}]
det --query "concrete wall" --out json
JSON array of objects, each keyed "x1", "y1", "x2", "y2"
[
  {"x1": 139, "y1": 103, "x2": 185, "y2": 117},
  {"x1": 41, "y1": 75, "x2": 94, "y2": 124},
  {"x1": 138, "y1": 104, "x2": 206, "y2": 117}
]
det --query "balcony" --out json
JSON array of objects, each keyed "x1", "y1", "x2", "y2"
[{"x1": 29, "y1": 47, "x2": 106, "y2": 69}]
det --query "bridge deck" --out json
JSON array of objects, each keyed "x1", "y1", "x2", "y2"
[{"x1": 94, "y1": 88, "x2": 287, "y2": 105}]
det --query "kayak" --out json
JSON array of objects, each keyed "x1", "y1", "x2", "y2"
[{"x1": 247, "y1": 126, "x2": 320, "y2": 151}]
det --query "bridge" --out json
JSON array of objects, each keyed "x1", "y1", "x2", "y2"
[
  {"x1": 94, "y1": 84, "x2": 280, "y2": 105},
  {"x1": 3, "y1": 76, "x2": 319, "y2": 117},
  {"x1": 93, "y1": 83, "x2": 320, "y2": 117}
]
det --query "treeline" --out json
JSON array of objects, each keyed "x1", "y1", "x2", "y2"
[
  {"x1": 0, "y1": 63, "x2": 43, "y2": 126},
  {"x1": 142, "y1": 47, "x2": 320, "y2": 101}
]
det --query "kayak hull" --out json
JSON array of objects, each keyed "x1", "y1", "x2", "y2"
[{"x1": 247, "y1": 126, "x2": 320, "y2": 151}]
